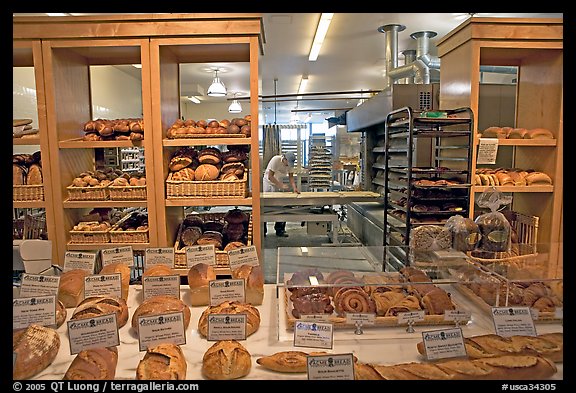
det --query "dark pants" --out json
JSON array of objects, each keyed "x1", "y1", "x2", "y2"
[{"x1": 264, "y1": 222, "x2": 286, "y2": 235}]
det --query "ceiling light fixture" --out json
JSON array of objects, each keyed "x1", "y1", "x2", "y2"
[
  {"x1": 207, "y1": 68, "x2": 227, "y2": 97},
  {"x1": 297, "y1": 76, "x2": 309, "y2": 100},
  {"x1": 308, "y1": 13, "x2": 334, "y2": 61},
  {"x1": 228, "y1": 93, "x2": 242, "y2": 113},
  {"x1": 187, "y1": 96, "x2": 201, "y2": 104}
]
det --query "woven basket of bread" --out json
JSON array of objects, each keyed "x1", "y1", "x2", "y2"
[
  {"x1": 69, "y1": 225, "x2": 111, "y2": 244},
  {"x1": 66, "y1": 185, "x2": 109, "y2": 201},
  {"x1": 166, "y1": 173, "x2": 247, "y2": 198},
  {"x1": 108, "y1": 185, "x2": 147, "y2": 201},
  {"x1": 109, "y1": 211, "x2": 149, "y2": 243},
  {"x1": 173, "y1": 212, "x2": 253, "y2": 269},
  {"x1": 13, "y1": 184, "x2": 44, "y2": 202}
]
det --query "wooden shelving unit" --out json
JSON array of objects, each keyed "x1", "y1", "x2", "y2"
[
  {"x1": 13, "y1": 14, "x2": 264, "y2": 271},
  {"x1": 437, "y1": 17, "x2": 563, "y2": 278}
]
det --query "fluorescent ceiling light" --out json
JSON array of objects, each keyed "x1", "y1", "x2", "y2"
[
  {"x1": 308, "y1": 13, "x2": 334, "y2": 61},
  {"x1": 187, "y1": 96, "x2": 201, "y2": 104},
  {"x1": 297, "y1": 76, "x2": 308, "y2": 100}
]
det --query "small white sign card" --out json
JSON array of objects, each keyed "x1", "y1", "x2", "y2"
[
  {"x1": 477, "y1": 138, "x2": 499, "y2": 165},
  {"x1": 345, "y1": 313, "x2": 376, "y2": 326},
  {"x1": 145, "y1": 248, "x2": 175, "y2": 269},
  {"x1": 208, "y1": 278, "x2": 246, "y2": 305},
  {"x1": 84, "y1": 273, "x2": 122, "y2": 299},
  {"x1": 142, "y1": 275, "x2": 180, "y2": 300},
  {"x1": 421, "y1": 327, "x2": 467, "y2": 360},
  {"x1": 444, "y1": 309, "x2": 472, "y2": 324},
  {"x1": 19, "y1": 274, "x2": 60, "y2": 297},
  {"x1": 294, "y1": 321, "x2": 334, "y2": 350},
  {"x1": 186, "y1": 245, "x2": 216, "y2": 268},
  {"x1": 491, "y1": 306, "x2": 537, "y2": 337},
  {"x1": 300, "y1": 314, "x2": 332, "y2": 323},
  {"x1": 307, "y1": 353, "x2": 355, "y2": 380},
  {"x1": 137, "y1": 311, "x2": 186, "y2": 352},
  {"x1": 207, "y1": 313, "x2": 247, "y2": 341},
  {"x1": 67, "y1": 313, "x2": 119, "y2": 355},
  {"x1": 227, "y1": 245, "x2": 259, "y2": 270},
  {"x1": 13, "y1": 295, "x2": 57, "y2": 330},
  {"x1": 64, "y1": 251, "x2": 97, "y2": 273},
  {"x1": 397, "y1": 310, "x2": 425, "y2": 325},
  {"x1": 101, "y1": 246, "x2": 134, "y2": 267}
]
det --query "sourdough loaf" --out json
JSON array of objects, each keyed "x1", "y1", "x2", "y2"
[
  {"x1": 202, "y1": 340, "x2": 251, "y2": 380},
  {"x1": 64, "y1": 347, "x2": 118, "y2": 380},
  {"x1": 137, "y1": 343, "x2": 187, "y2": 380},
  {"x1": 13, "y1": 324, "x2": 60, "y2": 380}
]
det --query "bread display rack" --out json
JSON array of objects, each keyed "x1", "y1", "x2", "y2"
[
  {"x1": 307, "y1": 134, "x2": 332, "y2": 191},
  {"x1": 382, "y1": 107, "x2": 473, "y2": 268}
]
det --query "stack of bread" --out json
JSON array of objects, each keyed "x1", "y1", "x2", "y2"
[
  {"x1": 167, "y1": 146, "x2": 248, "y2": 182},
  {"x1": 473, "y1": 168, "x2": 553, "y2": 187},
  {"x1": 13, "y1": 118, "x2": 39, "y2": 138},
  {"x1": 83, "y1": 118, "x2": 144, "y2": 141},
  {"x1": 480, "y1": 126, "x2": 554, "y2": 139},
  {"x1": 13, "y1": 152, "x2": 43, "y2": 186},
  {"x1": 166, "y1": 115, "x2": 251, "y2": 138}
]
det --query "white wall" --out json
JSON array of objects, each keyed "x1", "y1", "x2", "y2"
[
  {"x1": 181, "y1": 100, "x2": 251, "y2": 122},
  {"x1": 13, "y1": 67, "x2": 38, "y2": 128},
  {"x1": 90, "y1": 66, "x2": 143, "y2": 119}
]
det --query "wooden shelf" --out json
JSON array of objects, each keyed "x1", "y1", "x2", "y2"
[
  {"x1": 473, "y1": 185, "x2": 554, "y2": 193},
  {"x1": 13, "y1": 201, "x2": 46, "y2": 208},
  {"x1": 59, "y1": 138, "x2": 144, "y2": 149},
  {"x1": 165, "y1": 197, "x2": 253, "y2": 207},
  {"x1": 63, "y1": 199, "x2": 148, "y2": 208},
  {"x1": 67, "y1": 243, "x2": 150, "y2": 251},
  {"x1": 475, "y1": 138, "x2": 557, "y2": 147},
  {"x1": 13, "y1": 137, "x2": 41, "y2": 145},
  {"x1": 162, "y1": 137, "x2": 251, "y2": 147}
]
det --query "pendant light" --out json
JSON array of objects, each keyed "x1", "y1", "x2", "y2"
[
  {"x1": 207, "y1": 68, "x2": 227, "y2": 97},
  {"x1": 228, "y1": 92, "x2": 242, "y2": 113}
]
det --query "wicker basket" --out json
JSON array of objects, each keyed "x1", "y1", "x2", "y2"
[
  {"x1": 13, "y1": 185, "x2": 44, "y2": 202},
  {"x1": 109, "y1": 211, "x2": 150, "y2": 243},
  {"x1": 173, "y1": 212, "x2": 253, "y2": 269},
  {"x1": 170, "y1": 133, "x2": 248, "y2": 139},
  {"x1": 166, "y1": 173, "x2": 248, "y2": 199},
  {"x1": 67, "y1": 185, "x2": 109, "y2": 201},
  {"x1": 69, "y1": 228, "x2": 111, "y2": 244},
  {"x1": 108, "y1": 185, "x2": 147, "y2": 201}
]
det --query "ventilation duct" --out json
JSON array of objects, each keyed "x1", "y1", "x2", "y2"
[{"x1": 401, "y1": 49, "x2": 417, "y2": 84}]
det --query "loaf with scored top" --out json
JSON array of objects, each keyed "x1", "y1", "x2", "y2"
[
  {"x1": 13, "y1": 324, "x2": 60, "y2": 380},
  {"x1": 64, "y1": 347, "x2": 118, "y2": 380},
  {"x1": 137, "y1": 343, "x2": 187, "y2": 380}
]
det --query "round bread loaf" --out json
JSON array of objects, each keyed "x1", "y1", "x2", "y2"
[
  {"x1": 183, "y1": 214, "x2": 204, "y2": 229},
  {"x1": 195, "y1": 164, "x2": 220, "y2": 181},
  {"x1": 222, "y1": 149, "x2": 247, "y2": 163},
  {"x1": 13, "y1": 324, "x2": 60, "y2": 380},
  {"x1": 203, "y1": 221, "x2": 224, "y2": 233},
  {"x1": 221, "y1": 162, "x2": 244, "y2": 176},
  {"x1": 71, "y1": 296, "x2": 129, "y2": 328},
  {"x1": 198, "y1": 301, "x2": 261, "y2": 338},
  {"x1": 131, "y1": 295, "x2": 191, "y2": 334},
  {"x1": 223, "y1": 241, "x2": 246, "y2": 251},
  {"x1": 64, "y1": 346, "x2": 118, "y2": 380},
  {"x1": 143, "y1": 264, "x2": 177, "y2": 278},
  {"x1": 224, "y1": 208, "x2": 249, "y2": 224},
  {"x1": 100, "y1": 262, "x2": 131, "y2": 301},
  {"x1": 202, "y1": 340, "x2": 251, "y2": 380},
  {"x1": 196, "y1": 231, "x2": 223, "y2": 249},
  {"x1": 137, "y1": 343, "x2": 186, "y2": 380},
  {"x1": 198, "y1": 147, "x2": 221, "y2": 165},
  {"x1": 223, "y1": 222, "x2": 245, "y2": 241},
  {"x1": 181, "y1": 226, "x2": 202, "y2": 246}
]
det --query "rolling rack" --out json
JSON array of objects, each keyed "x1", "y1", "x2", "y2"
[{"x1": 383, "y1": 106, "x2": 474, "y2": 270}]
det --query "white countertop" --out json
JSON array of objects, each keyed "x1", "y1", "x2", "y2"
[{"x1": 31, "y1": 284, "x2": 563, "y2": 381}]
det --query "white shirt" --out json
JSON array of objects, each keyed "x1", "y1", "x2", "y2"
[{"x1": 263, "y1": 155, "x2": 291, "y2": 192}]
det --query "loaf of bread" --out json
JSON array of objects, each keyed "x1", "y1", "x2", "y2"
[
  {"x1": 187, "y1": 263, "x2": 216, "y2": 306},
  {"x1": 202, "y1": 340, "x2": 251, "y2": 380},
  {"x1": 143, "y1": 264, "x2": 177, "y2": 278},
  {"x1": 256, "y1": 351, "x2": 329, "y2": 373},
  {"x1": 136, "y1": 343, "x2": 187, "y2": 380},
  {"x1": 131, "y1": 295, "x2": 191, "y2": 334},
  {"x1": 71, "y1": 296, "x2": 129, "y2": 328},
  {"x1": 525, "y1": 171, "x2": 553, "y2": 186},
  {"x1": 26, "y1": 163, "x2": 43, "y2": 185},
  {"x1": 355, "y1": 354, "x2": 557, "y2": 380},
  {"x1": 507, "y1": 128, "x2": 528, "y2": 139},
  {"x1": 13, "y1": 324, "x2": 61, "y2": 380},
  {"x1": 525, "y1": 128, "x2": 554, "y2": 139},
  {"x1": 198, "y1": 301, "x2": 261, "y2": 338},
  {"x1": 231, "y1": 264, "x2": 264, "y2": 305},
  {"x1": 100, "y1": 262, "x2": 131, "y2": 301},
  {"x1": 417, "y1": 333, "x2": 563, "y2": 363},
  {"x1": 58, "y1": 269, "x2": 89, "y2": 308},
  {"x1": 195, "y1": 164, "x2": 220, "y2": 181},
  {"x1": 482, "y1": 127, "x2": 508, "y2": 138},
  {"x1": 63, "y1": 347, "x2": 118, "y2": 380},
  {"x1": 55, "y1": 299, "x2": 67, "y2": 328},
  {"x1": 13, "y1": 164, "x2": 26, "y2": 185}
]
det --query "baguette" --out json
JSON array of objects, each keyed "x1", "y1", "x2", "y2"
[
  {"x1": 256, "y1": 351, "x2": 328, "y2": 373},
  {"x1": 64, "y1": 347, "x2": 118, "y2": 380},
  {"x1": 417, "y1": 333, "x2": 563, "y2": 362},
  {"x1": 355, "y1": 355, "x2": 557, "y2": 380}
]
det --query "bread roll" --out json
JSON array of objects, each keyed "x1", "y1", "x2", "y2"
[
  {"x1": 195, "y1": 164, "x2": 220, "y2": 181},
  {"x1": 525, "y1": 171, "x2": 553, "y2": 186},
  {"x1": 71, "y1": 296, "x2": 129, "y2": 328},
  {"x1": 13, "y1": 324, "x2": 60, "y2": 380},
  {"x1": 256, "y1": 351, "x2": 329, "y2": 373},
  {"x1": 202, "y1": 340, "x2": 251, "y2": 380},
  {"x1": 131, "y1": 295, "x2": 191, "y2": 334},
  {"x1": 525, "y1": 128, "x2": 554, "y2": 139},
  {"x1": 137, "y1": 343, "x2": 187, "y2": 380},
  {"x1": 187, "y1": 263, "x2": 216, "y2": 306},
  {"x1": 231, "y1": 264, "x2": 264, "y2": 305},
  {"x1": 198, "y1": 301, "x2": 261, "y2": 338},
  {"x1": 100, "y1": 262, "x2": 131, "y2": 301},
  {"x1": 143, "y1": 264, "x2": 177, "y2": 278},
  {"x1": 507, "y1": 128, "x2": 528, "y2": 139},
  {"x1": 58, "y1": 269, "x2": 89, "y2": 308},
  {"x1": 64, "y1": 347, "x2": 118, "y2": 380},
  {"x1": 55, "y1": 299, "x2": 67, "y2": 328}
]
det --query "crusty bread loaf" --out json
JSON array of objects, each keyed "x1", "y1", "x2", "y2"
[
  {"x1": 231, "y1": 264, "x2": 264, "y2": 305},
  {"x1": 525, "y1": 128, "x2": 554, "y2": 139},
  {"x1": 525, "y1": 172, "x2": 553, "y2": 186},
  {"x1": 355, "y1": 354, "x2": 557, "y2": 380},
  {"x1": 71, "y1": 296, "x2": 129, "y2": 328},
  {"x1": 55, "y1": 299, "x2": 67, "y2": 328},
  {"x1": 64, "y1": 347, "x2": 118, "y2": 380},
  {"x1": 13, "y1": 324, "x2": 61, "y2": 380},
  {"x1": 256, "y1": 351, "x2": 328, "y2": 373},
  {"x1": 187, "y1": 263, "x2": 216, "y2": 306},
  {"x1": 507, "y1": 128, "x2": 528, "y2": 139},
  {"x1": 26, "y1": 164, "x2": 43, "y2": 185},
  {"x1": 131, "y1": 295, "x2": 191, "y2": 334},
  {"x1": 195, "y1": 164, "x2": 220, "y2": 181},
  {"x1": 136, "y1": 343, "x2": 187, "y2": 380},
  {"x1": 58, "y1": 269, "x2": 89, "y2": 308},
  {"x1": 143, "y1": 264, "x2": 177, "y2": 278},
  {"x1": 100, "y1": 262, "x2": 131, "y2": 301},
  {"x1": 13, "y1": 164, "x2": 26, "y2": 185},
  {"x1": 202, "y1": 340, "x2": 251, "y2": 380},
  {"x1": 198, "y1": 301, "x2": 261, "y2": 338},
  {"x1": 482, "y1": 127, "x2": 508, "y2": 138},
  {"x1": 417, "y1": 333, "x2": 563, "y2": 363}
]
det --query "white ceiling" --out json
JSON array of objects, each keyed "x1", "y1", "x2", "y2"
[{"x1": 13, "y1": 12, "x2": 563, "y2": 125}]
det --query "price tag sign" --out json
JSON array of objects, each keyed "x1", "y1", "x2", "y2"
[
  {"x1": 13, "y1": 295, "x2": 57, "y2": 330},
  {"x1": 421, "y1": 327, "x2": 467, "y2": 360},
  {"x1": 208, "y1": 279, "x2": 246, "y2": 305},
  {"x1": 227, "y1": 245, "x2": 259, "y2": 270},
  {"x1": 294, "y1": 321, "x2": 334, "y2": 350},
  {"x1": 307, "y1": 353, "x2": 355, "y2": 380},
  {"x1": 300, "y1": 314, "x2": 332, "y2": 323},
  {"x1": 186, "y1": 245, "x2": 216, "y2": 268},
  {"x1": 101, "y1": 246, "x2": 134, "y2": 267},
  {"x1": 145, "y1": 248, "x2": 175, "y2": 269},
  {"x1": 84, "y1": 273, "x2": 122, "y2": 299},
  {"x1": 19, "y1": 274, "x2": 60, "y2": 297},
  {"x1": 345, "y1": 313, "x2": 376, "y2": 326},
  {"x1": 67, "y1": 313, "x2": 119, "y2": 355},
  {"x1": 142, "y1": 275, "x2": 180, "y2": 300},
  {"x1": 477, "y1": 138, "x2": 499, "y2": 165},
  {"x1": 137, "y1": 312, "x2": 186, "y2": 352},
  {"x1": 207, "y1": 313, "x2": 247, "y2": 341},
  {"x1": 64, "y1": 251, "x2": 97, "y2": 273},
  {"x1": 491, "y1": 307, "x2": 537, "y2": 337},
  {"x1": 444, "y1": 309, "x2": 472, "y2": 324},
  {"x1": 397, "y1": 310, "x2": 425, "y2": 325}
]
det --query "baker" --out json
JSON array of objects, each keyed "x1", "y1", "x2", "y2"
[{"x1": 262, "y1": 152, "x2": 299, "y2": 237}]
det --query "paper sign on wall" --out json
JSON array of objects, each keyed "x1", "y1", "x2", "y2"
[
  {"x1": 477, "y1": 138, "x2": 499, "y2": 165},
  {"x1": 64, "y1": 251, "x2": 97, "y2": 273},
  {"x1": 101, "y1": 246, "x2": 134, "y2": 267}
]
